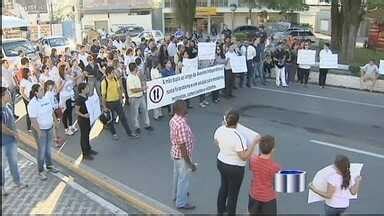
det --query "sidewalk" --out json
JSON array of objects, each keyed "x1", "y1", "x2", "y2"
[{"x1": 1, "y1": 149, "x2": 125, "y2": 215}]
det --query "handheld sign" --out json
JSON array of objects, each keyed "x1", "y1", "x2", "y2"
[
  {"x1": 380, "y1": 60, "x2": 384, "y2": 75},
  {"x1": 297, "y1": 49, "x2": 316, "y2": 65},
  {"x1": 198, "y1": 42, "x2": 216, "y2": 60},
  {"x1": 85, "y1": 90, "x2": 102, "y2": 125},
  {"x1": 182, "y1": 57, "x2": 198, "y2": 74},
  {"x1": 320, "y1": 54, "x2": 338, "y2": 69},
  {"x1": 230, "y1": 56, "x2": 247, "y2": 73}
]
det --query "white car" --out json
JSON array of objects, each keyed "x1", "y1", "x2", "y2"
[
  {"x1": 38, "y1": 36, "x2": 76, "y2": 55},
  {"x1": 131, "y1": 30, "x2": 164, "y2": 44},
  {"x1": 1, "y1": 38, "x2": 38, "y2": 67}
]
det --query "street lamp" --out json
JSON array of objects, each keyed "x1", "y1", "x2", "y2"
[{"x1": 229, "y1": 3, "x2": 237, "y2": 31}]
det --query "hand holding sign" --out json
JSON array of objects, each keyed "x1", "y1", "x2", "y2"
[
  {"x1": 297, "y1": 49, "x2": 316, "y2": 65},
  {"x1": 198, "y1": 42, "x2": 216, "y2": 60},
  {"x1": 379, "y1": 60, "x2": 384, "y2": 75}
]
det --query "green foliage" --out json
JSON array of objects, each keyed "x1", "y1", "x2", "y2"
[
  {"x1": 173, "y1": 0, "x2": 197, "y2": 33},
  {"x1": 256, "y1": 0, "x2": 309, "y2": 12},
  {"x1": 233, "y1": 32, "x2": 248, "y2": 42},
  {"x1": 349, "y1": 63, "x2": 361, "y2": 77},
  {"x1": 353, "y1": 48, "x2": 384, "y2": 66}
]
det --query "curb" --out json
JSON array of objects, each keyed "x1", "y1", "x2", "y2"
[{"x1": 17, "y1": 129, "x2": 182, "y2": 215}]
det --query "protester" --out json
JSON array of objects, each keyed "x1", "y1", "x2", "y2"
[
  {"x1": 150, "y1": 64, "x2": 164, "y2": 120},
  {"x1": 170, "y1": 100, "x2": 196, "y2": 210},
  {"x1": 319, "y1": 43, "x2": 332, "y2": 88},
  {"x1": 90, "y1": 39, "x2": 101, "y2": 54},
  {"x1": 360, "y1": 59, "x2": 380, "y2": 92},
  {"x1": 253, "y1": 37, "x2": 266, "y2": 85},
  {"x1": 240, "y1": 40, "x2": 256, "y2": 87},
  {"x1": 75, "y1": 82, "x2": 98, "y2": 160},
  {"x1": 248, "y1": 135, "x2": 280, "y2": 215},
  {"x1": 127, "y1": 63, "x2": 153, "y2": 134},
  {"x1": 1, "y1": 59, "x2": 18, "y2": 118},
  {"x1": 224, "y1": 44, "x2": 237, "y2": 98},
  {"x1": 298, "y1": 42, "x2": 311, "y2": 85},
  {"x1": 85, "y1": 55, "x2": 103, "y2": 97},
  {"x1": 167, "y1": 35, "x2": 178, "y2": 59},
  {"x1": 28, "y1": 84, "x2": 59, "y2": 181},
  {"x1": 212, "y1": 44, "x2": 227, "y2": 103},
  {"x1": 214, "y1": 110, "x2": 258, "y2": 215},
  {"x1": 1, "y1": 87, "x2": 28, "y2": 196},
  {"x1": 273, "y1": 43, "x2": 288, "y2": 87},
  {"x1": 221, "y1": 25, "x2": 232, "y2": 38},
  {"x1": 309, "y1": 155, "x2": 362, "y2": 216},
  {"x1": 19, "y1": 68, "x2": 36, "y2": 132},
  {"x1": 101, "y1": 66, "x2": 137, "y2": 139}
]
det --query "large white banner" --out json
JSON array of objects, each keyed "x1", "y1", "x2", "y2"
[
  {"x1": 308, "y1": 163, "x2": 363, "y2": 204},
  {"x1": 380, "y1": 60, "x2": 384, "y2": 75},
  {"x1": 198, "y1": 42, "x2": 216, "y2": 60},
  {"x1": 146, "y1": 65, "x2": 225, "y2": 110},
  {"x1": 320, "y1": 54, "x2": 338, "y2": 69},
  {"x1": 297, "y1": 49, "x2": 316, "y2": 65},
  {"x1": 230, "y1": 56, "x2": 247, "y2": 73},
  {"x1": 85, "y1": 90, "x2": 102, "y2": 125},
  {"x1": 182, "y1": 57, "x2": 198, "y2": 74}
]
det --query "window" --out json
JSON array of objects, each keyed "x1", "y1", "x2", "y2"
[
  {"x1": 2, "y1": 41, "x2": 36, "y2": 57},
  {"x1": 48, "y1": 38, "x2": 69, "y2": 47},
  {"x1": 196, "y1": 0, "x2": 208, "y2": 7}
]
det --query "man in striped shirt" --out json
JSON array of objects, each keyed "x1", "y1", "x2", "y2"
[
  {"x1": 249, "y1": 135, "x2": 281, "y2": 215},
  {"x1": 169, "y1": 100, "x2": 196, "y2": 210}
]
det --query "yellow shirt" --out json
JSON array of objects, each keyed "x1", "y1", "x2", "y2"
[
  {"x1": 101, "y1": 77, "x2": 120, "y2": 102},
  {"x1": 126, "y1": 74, "x2": 143, "y2": 98}
]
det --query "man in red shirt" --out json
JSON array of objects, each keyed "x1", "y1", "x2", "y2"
[
  {"x1": 249, "y1": 135, "x2": 281, "y2": 215},
  {"x1": 169, "y1": 100, "x2": 197, "y2": 210}
]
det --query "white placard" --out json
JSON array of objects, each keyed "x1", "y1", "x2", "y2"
[
  {"x1": 236, "y1": 123, "x2": 260, "y2": 155},
  {"x1": 297, "y1": 49, "x2": 316, "y2": 65},
  {"x1": 85, "y1": 90, "x2": 102, "y2": 125},
  {"x1": 182, "y1": 57, "x2": 198, "y2": 74},
  {"x1": 230, "y1": 56, "x2": 247, "y2": 73},
  {"x1": 198, "y1": 42, "x2": 216, "y2": 60},
  {"x1": 320, "y1": 54, "x2": 338, "y2": 69},
  {"x1": 379, "y1": 60, "x2": 384, "y2": 74},
  {"x1": 308, "y1": 163, "x2": 363, "y2": 204},
  {"x1": 146, "y1": 65, "x2": 225, "y2": 110}
]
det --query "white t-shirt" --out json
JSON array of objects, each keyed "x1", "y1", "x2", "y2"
[
  {"x1": 28, "y1": 96, "x2": 54, "y2": 129},
  {"x1": 49, "y1": 66, "x2": 60, "y2": 83},
  {"x1": 1, "y1": 67, "x2": 15, "y2": 88},
  {"x1": 19, "y1": 79, "x2": 34, "y2": 98},
  {"x1": 45, "y1": 90, "x2": 58, "y2": 109},
  {"x1": 362, "y1": 64, "x2": 379, "y2": 75},
  {"x1": 39, "y1": 72, "x2": 56, "y2": 84},
  {"x1": 325, "y1": 172, "x2": 355, "y2": 208},
  {"x1": 214, "y1": 125, "x2": 247, "y2": 167}
]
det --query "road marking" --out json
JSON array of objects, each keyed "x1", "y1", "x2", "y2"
[
  {"x1": 310, "y1": 140, "x2": 384, "y2": 159},
  {"x1": 17, "y1": 148, "x2": 127, "y2": 215},
  {"x1": 253, "y1": 87, "x2": 384, "y2": 109}
]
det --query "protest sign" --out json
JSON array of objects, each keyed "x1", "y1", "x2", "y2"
[
  {"x1": 236, "y1": 123, "x2": 260, "y2": 155},
  {"x1": 320, "y1": 54, "x2": 338, "y2": 69},
  {"x1": 297, "y1": 49, "x2": 316, "y2": 65},
  {"x1": 146, "y1": 65, "x2": 225, "y2": 110},
  {"x1": 308, "y1": 163, "x2": 363, "y2": 204},
  {"x1": 85, "y1": 90, "x2": 102, "y2": 125},
  {"x1": 198, "y1": 42, "x2": 216, "y2": 60},
  {"x1": 380, "y1": 60, "x2": 384, "y2": 75},
  {"x1": 182, "y1": 57, "x2": 198, "y2": 74},
  {"x1": 230, "y1": 56, "x2": 247, "y2": 73}
]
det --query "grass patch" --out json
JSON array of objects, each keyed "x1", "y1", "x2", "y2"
[{"x1": 353, "y1": 48, "x2": 384, "y2": 65}]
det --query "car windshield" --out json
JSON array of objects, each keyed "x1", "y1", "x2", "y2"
[
  {"x1": 154, "y1": 31, "x2": 162, "y2": 37},
  {"x1": 2, "y1": 40, "x2": 36, "y2": 57},
  {"x1": 48, "y1": 38, "x2": 69, "y2": 47}
]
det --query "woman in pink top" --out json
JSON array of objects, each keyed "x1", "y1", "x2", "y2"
[{"x1": 309, "y1": 155, "x2": 362, "y2": 216}]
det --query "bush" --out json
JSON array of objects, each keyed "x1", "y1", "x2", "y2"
[
  {"x1": 349, "y1": 63, "x2": 361, "y2": 77},
  {"x1": 233, "y1": 32, "x2": 248, "y2": 42}
]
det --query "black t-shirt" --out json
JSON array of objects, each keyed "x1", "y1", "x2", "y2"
[{"x1": 76, "y1": 95, "x2": 88, "y2": 115}]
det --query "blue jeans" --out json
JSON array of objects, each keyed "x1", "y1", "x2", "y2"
[
  {"x1": 324, "y1": 204, "x2": 347, "y2": 216},
  {"x1": 36, "y1": 127, "x2": 54, "y2": 173},
  {"x1": 254, "y1": 61, "x2": 265, "y2": 84},
  {"x1": 1, "y1": 142, "x2": 21, "y2": 186},
  {"x1": 172, "y1": 159, "x2": 191, "y2": 208}
]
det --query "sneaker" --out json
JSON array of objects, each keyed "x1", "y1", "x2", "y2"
[
  {"x1": 144, "y1": 126, "x2": 154, "y2": 131},
  {"x1": 47, "y1": 166, "x2": 59, "y2": 173},
  {"x1": 199, "y1": 103, "x2": 206, "y2": 108},
  {"x1": 83, "y1": 154, "x2": 94, "y2": 160},
  {"x1": 128, "y1": 133, "x2": 139, "y2": 138},
  {"x1": 112, "y1": 134, "x2": 119, "y2": 140},
  {"x1": 135, "y1": 128, "x2": 141, "y2": 134},
  {"x1": 203, "y1": 100, "x2": 209, "y2": 105},
  {"x1": 28, "y1": 129, "x2": 32, "y2": 133},
  {"x1": 89, "y1": 150, "x2": 98, "y2": 155},
  {"x1": 39, "y1": 172, "x2": 48, "y2": 181},
  {"x1": 65, "y1": 128, "x2": 74, "y2": 136}
]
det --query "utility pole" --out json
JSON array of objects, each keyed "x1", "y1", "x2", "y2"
[{"x1": 50, "y1": 0, "x2": 54, "y2": 36}]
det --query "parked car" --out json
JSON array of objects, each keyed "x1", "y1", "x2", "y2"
[
  {"x1": 1, "y1": 38, "x2": 38, "y2": 67},
  {"x1": 233, "y1": 25, "x2": 259, "y2": 39},
  {"x1": 38, "y1": 36, "x2": 76, "y2": 55},
  {"x1": 111, "y1": 25, "x2": 144, "y2": 41},
  {"x1": 273, "y1": 29, "x2": 317, "y2": 44},
  {"x1": 131, "y1": 30, "x2": 164, "y2": 44}
]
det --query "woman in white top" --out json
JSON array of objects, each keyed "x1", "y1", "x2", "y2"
[
  {"x1": 298, "y1": 42, "x2": 311, "y2": 85},
  {"x1": 19, "y1": 68, "x2": 36, "y2": 132},
  {"x1": 57, "y1": 64, "x2": 77, "y2": 135},
  {"x1": 310, "y1": 155, "x2": 362, "y2": 216},
  {"x1": 214, "y1": 110, "x2": 258, "y2": 215},
  {"x1": 224, "y1": 44, "x2": 238, "y2": 98}
]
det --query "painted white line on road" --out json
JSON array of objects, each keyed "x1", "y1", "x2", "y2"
[
  {"x1": 310, "y1": 140, "x2": 384, "y2": 159},
  {"x1": 253, "y1": 87, "x2": 384, "y2": 109},
  {"x1": 17, "y1": 148, "x2": 127, "y2": 215}
]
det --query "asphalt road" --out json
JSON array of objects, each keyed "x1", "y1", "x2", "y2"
[{"x1": 15, "y1": 83, "x2": 384, "y2": 214}]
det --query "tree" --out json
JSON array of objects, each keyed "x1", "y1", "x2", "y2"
[
  {"x1": 173, "y1": 0, "x2": 197, "y2": 33},
  {"x1": 256, "y1": 0, "x2": 309, "y2": 12}
]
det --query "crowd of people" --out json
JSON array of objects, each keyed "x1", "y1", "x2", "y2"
[{"x1": 0, "y1": 26, "x2": 369, "y2": 215}]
